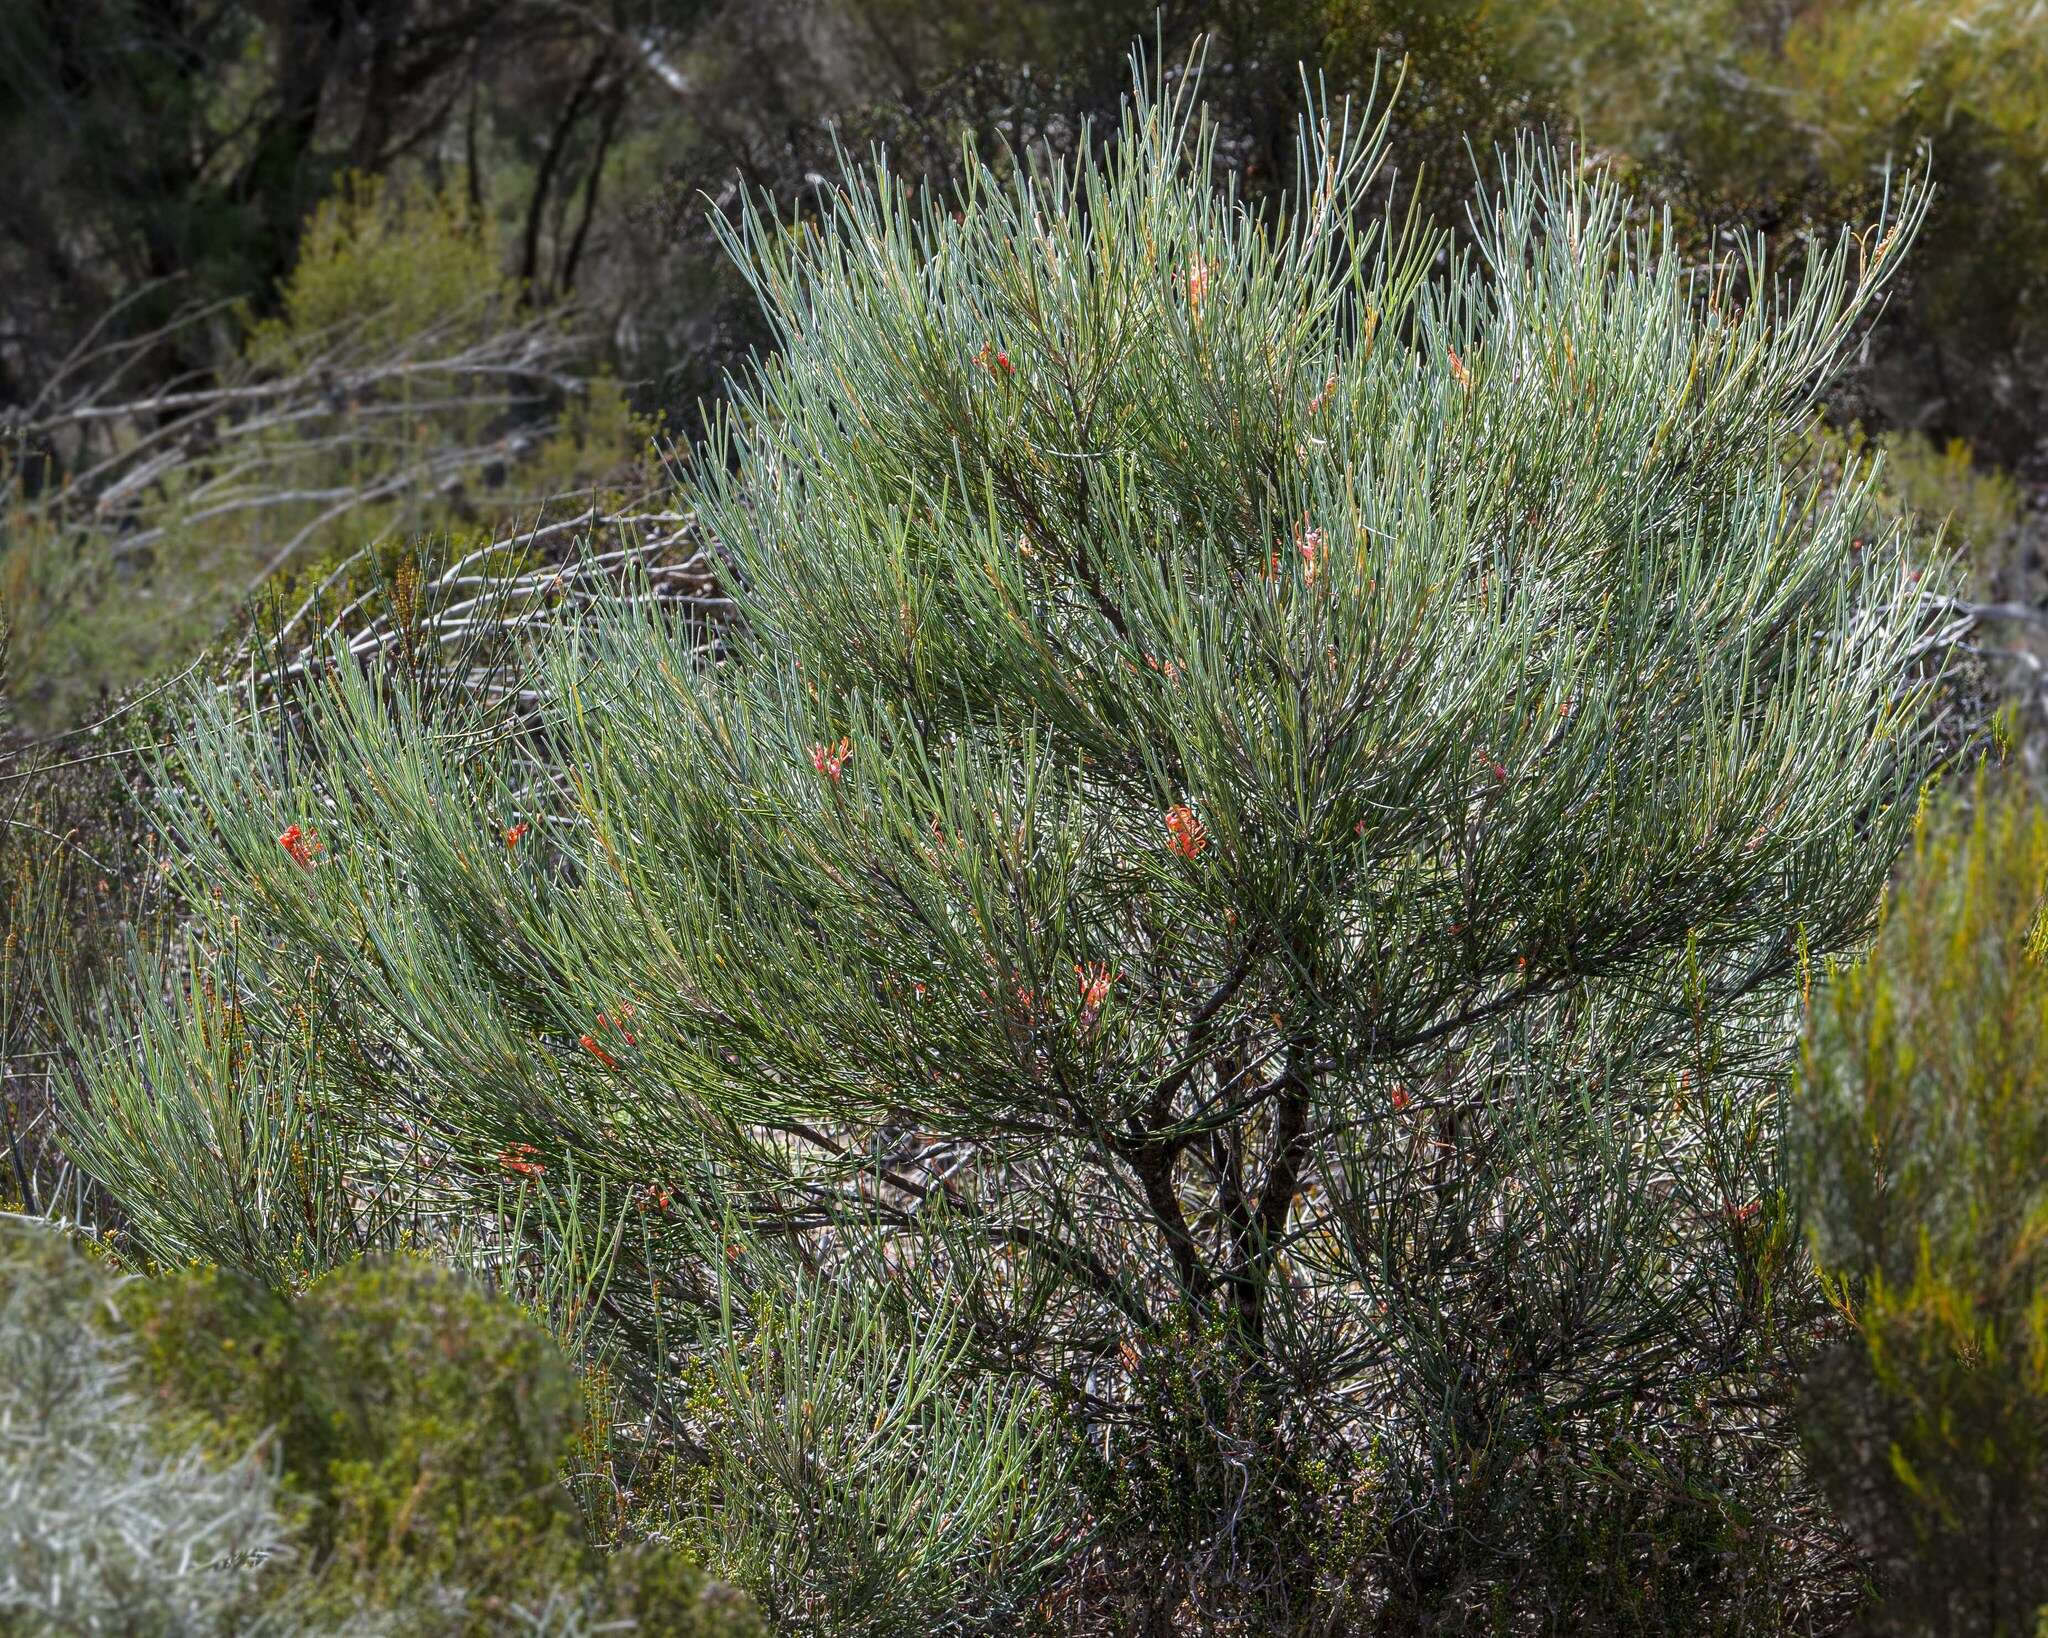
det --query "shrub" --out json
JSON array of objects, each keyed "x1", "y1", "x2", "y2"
[
  {"x1": 120, "y1": 1254, "x2": 758, "y2": 1634},
  {"x1": 1873, "y1": 433, "x2": 2023, "y2": 581},
  {"x1": 1, "y1": 171, "x2": 655, "y2": 732},
  {"x1": 70, "y1": 62, "x2": 1955, "y2": 1631},
  {"x1": 0, "y1": 1226, "x2": 762, "y2": 1634},
  {"x1": 0, "y1": 1217, "x2": 292, "y2": 1635},
  {"x1": 1793, "y1": 773, "x2": 2048, "y2": 1636},
  {"x1": 0, "y1": 631, "x2": 166, "y2": 1222}
]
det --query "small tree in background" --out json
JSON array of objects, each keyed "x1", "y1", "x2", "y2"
[
  {"x1": 68, "y1": 60, "x2": 1952, "y2": 1632},
  {"x1": 1795, "y1": 774, "x2": 2048, "y2": 1638}
]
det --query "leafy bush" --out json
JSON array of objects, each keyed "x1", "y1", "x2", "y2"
[
  {"x1": 0, "y1": 1217, "x2": 292, "y2": 1636},
  {"x1": 125, "y1": 1259, "x2": 583, "y2": 1587},
  {"x1": 67, "y1": 63, "x2": 1956, "y2": 1631},
  {"x1": 118, "y1": 1253, "x2": 759, "y2": 1635},
  {"x1": 1873, "y1": 432, "x2": 2022, "y2": 584},
  {"x1": 0, "y1": 1223, "x2": 759, "y2": 1634},
  {"x1": 1794, "y1": 774, "x2": 2048, "y2": 1636}
]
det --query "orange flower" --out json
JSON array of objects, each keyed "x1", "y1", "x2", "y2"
[
  {"x1": 1164, "y1": 803, "x2": 1208, "y2": 859},
  {"x1": 1075, "y1": 962, "x2": 1114, "y2": 1029},
  {"x1": 503, "y1": 821, "x2": 529, "y2": 847},
  {"x1": 499, "y1": 1143, "x2": 546, "y2": 1178},
  {"x1": 1447, "y1": 346, "x2": 1472, "y2": 390},
  {"x1": 809, "y1": 737, "x2": 852, "y2": 781},
  {"x1": 1076, "y1": 962, "x2": 1114, "y2": 1011},
  {"x1": 277, "y1": 824, "x2": 321, "y2": 870},
  {"x1": 1390, "y1": 1084, "x2": 1411, "y2": 1113},
  {"x1": 973, "y1": 342, "x2": 1015, "y2": 377},
  {"x1": 1186, "y1": 258, "x2": 1210, "y2": 315},
  {"x1": 579, "y1": 1033, "x2": 619, "y2": 1070}
]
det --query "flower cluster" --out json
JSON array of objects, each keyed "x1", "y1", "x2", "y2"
[
  {"x1": 578, "y1": 1004, "x2": 635, "y2": 1070},
  {"x1": 810, "y1": 737, "x2": 852, "y2": 781},
  {"x1": 277, "y1": 824, "x2": 322, "y2": 870},
  {"x1": 1297, "y1": 522, "x2": 1326, "y2": 581},
  {"x1": 1164, "y1": 803, "x2": 1208, "y2": 859},
  {"x1": 499, "y1": 1143, "x2": 545, "y2": 1179},
  {"x1": 973, "y1": 342, "x2": 1014, "y2": 378},
  {"x1": 1075, "y1": 962, "x2": 1114, "y2": 1030},
  {"x1": 503, "y1": 821, "x2": 529, "y2": 847}
]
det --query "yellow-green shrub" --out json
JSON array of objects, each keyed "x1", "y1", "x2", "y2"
[
  {"x1": 2, "y1": 171, "x2": 656, "y2": 731},
  {"x1": 1794, "y1": 774, "x2": 2048, "y2": 1635}
]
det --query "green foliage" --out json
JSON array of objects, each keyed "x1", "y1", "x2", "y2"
[
  {"x1": 245, "y1": 176, "x2": 519, "y2": 370},
  {"x1": 213, "y1": 170, "x2": 639, "y2": 584},
  {"x1": 1794, "y1": 773, "x2": 2048, "y2": 1636},
  {"x1": 0, "y1": 633, "x2": 166, "y2": 1219},
  {"x1": 118, "y1": 1252, "x2": 759, "y2": 1635},
  {"x1": 685, "y1": 1270, "x2": 1075, "y2": 1635},
  {"x1": 56, "y1": 942, "x2": 382, "y2": 1283},
  {"x1": 124, "y1": 1258, "x2": 586, "y2": 1584},
  {"x1": 0, "y1": 1221, "x2": 762, "y2": 1633},
  {"x1": 1066, "y1": 1303, "x2": 1383, "y2": 1629},
  {"x1": 69, "y1": 64, "x2": 1956, "y2": 1631},
  {"x1": 1874, "y1": 432, "x2": 2022, "y2": 577},
  {"x1": 1, "y1": 169, "x2": 656, "y2": 732},
  {"x1": 0, "y1": 1217, "x2": 293, "y2": 1636},
  {"x1": 1520, "y1": 0, "x2": 2048, "y2": 464}
]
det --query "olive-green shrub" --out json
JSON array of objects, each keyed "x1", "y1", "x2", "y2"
[
  {"x1": 1520, "y1": 0, "x2": 2048, "y2": 466},
  {"x1": 121, "y1": 1254, "x2": 761, "y2": 1636}
]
